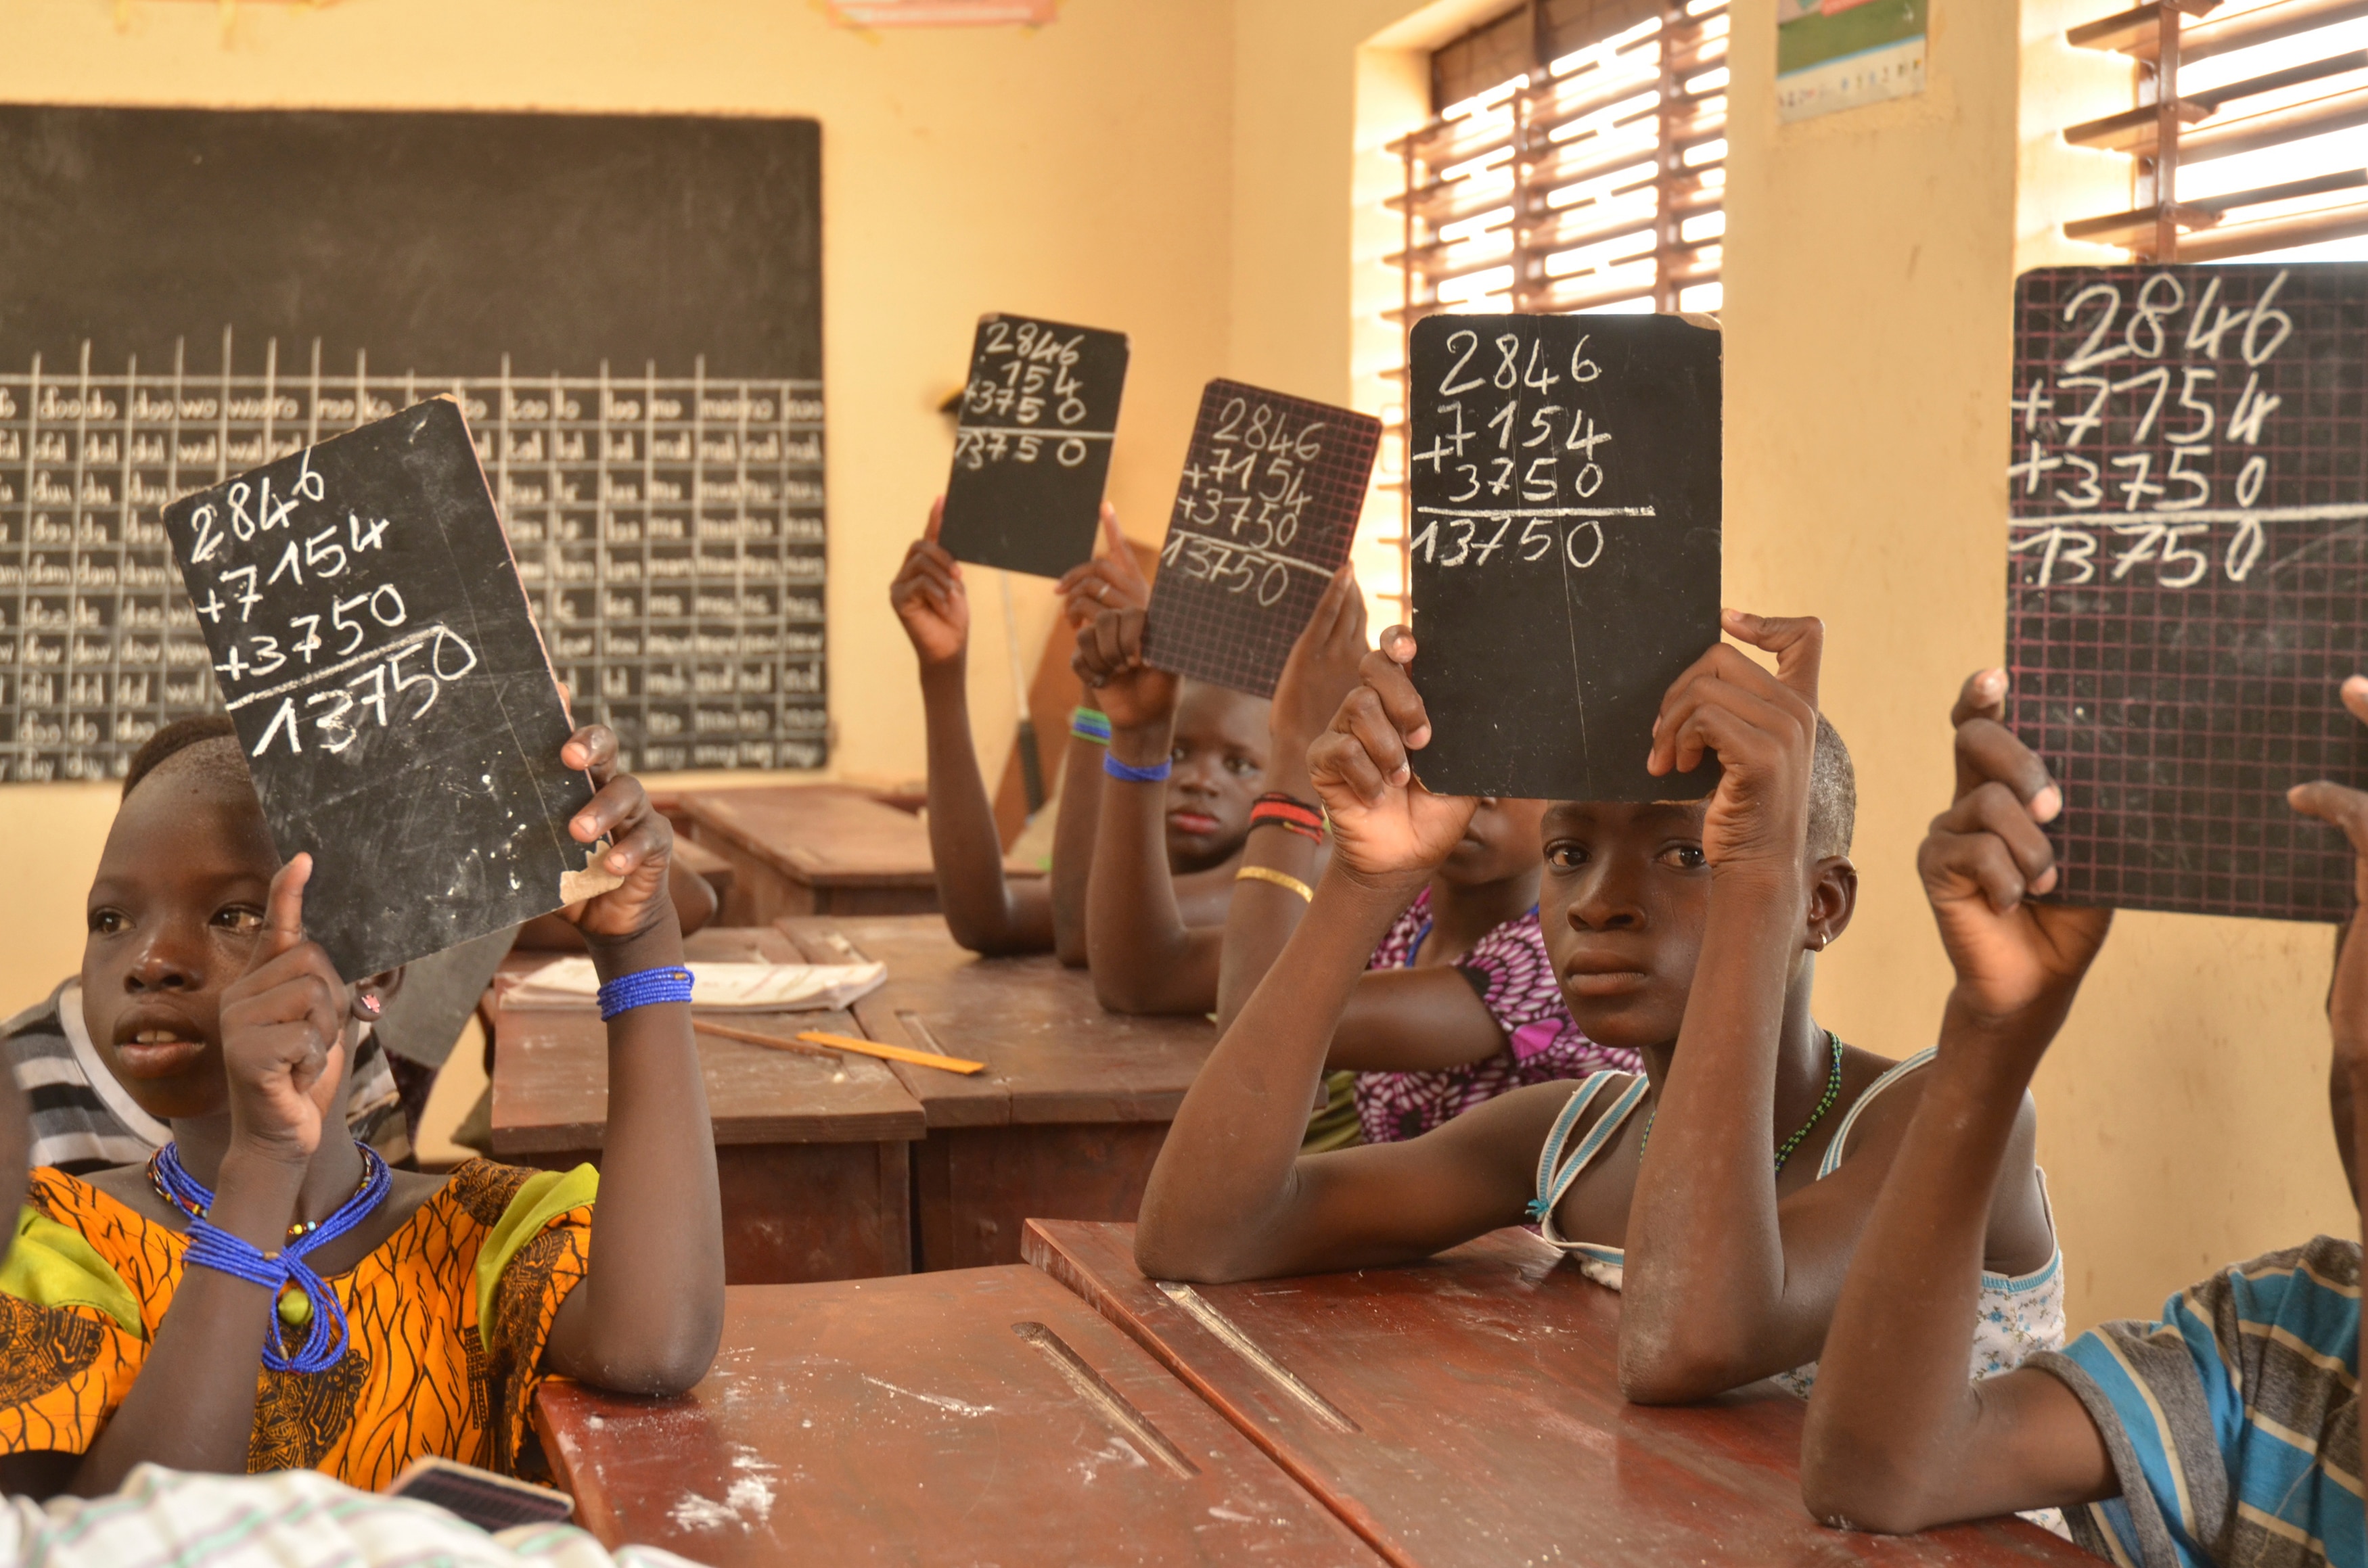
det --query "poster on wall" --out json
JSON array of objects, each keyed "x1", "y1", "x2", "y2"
[{"x1": 1776, "y1": 0, "x2": 1927, "y2": 122}]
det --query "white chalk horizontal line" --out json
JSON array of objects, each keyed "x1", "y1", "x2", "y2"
[
  {"x1": 958, "y1": 425, "x2": 1115, "y2": 440},
  {"x1": 2008, "y1": 504, "x2": 2368, "y2": 526},
  {"x1": 220, "y1": 624, "x2": 440, "y2": 711},
  {"x1": 1166, "y1": 534, "x2": 1337, "y2": 575},
  {"x1": 1415, "y1": 505, "x2": 1658, "y2": 519}
]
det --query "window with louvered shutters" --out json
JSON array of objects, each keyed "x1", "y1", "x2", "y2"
[
  {"x1": 1371, "y1": 0, "x2": 1729, "y2": 614},
  {"x1": 2062, "y1": 0, "x2": 2368, "y2": 261}
]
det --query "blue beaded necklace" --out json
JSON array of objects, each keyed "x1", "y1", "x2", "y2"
[{"x1": 149, "y1": 1139, "x2": 390, "y2": 1373}]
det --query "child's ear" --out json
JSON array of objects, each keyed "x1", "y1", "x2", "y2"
[
  {"x1": 348, "y1": 965, "x2": 407, "y2": 1022},
  {"x1": 1805, "y1": 856, "x2": 1859, "y2": 952}
]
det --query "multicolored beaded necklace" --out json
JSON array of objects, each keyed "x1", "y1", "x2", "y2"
[{"x1": 1636, "y1": 1029, "x2": 1847, "y2": 1174}]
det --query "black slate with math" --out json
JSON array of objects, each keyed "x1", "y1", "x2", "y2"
[
  {"x1": 163, "y1": 398, "x2": 612, "y2": 979},
  {"x1": 1406, "y1": 313, "x2": 1721, "y2": 801},
  {"x1": 2007, "y1": 262, "x2": 2368, "y2": 923},
  {"x1": 938, "y1": 315, "x2": 1130, "y2": 578},
  {"x1": 1143, "y1": 380, "x2": 1380, "y2": 697}
]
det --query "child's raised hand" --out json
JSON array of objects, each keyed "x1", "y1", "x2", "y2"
[
  {"x1": 1057, "y1": 505, "x2": 1150, "y2": 628},
  {"x1": 1307, "y1": 628, "x2": 1477, "y2": 887},
  {"x1": 1070, "y1": 605, "x2": 1178, "y2": 733},
  {"x1": 2287, "y1": 676, "x2": 2368, "y2": 1062},
  {"x1": 1647, "y1": 610, "x2": 1822, "y2": 875},
  {"x1": 1918, "y1": 668, "x2": 2110, "y2": 1033},
  {"x1": 554, "y1": 724, "x2": 679, "y2": 950},
  {"x1": 215, "y1": 854, "x2": 348, "y2": 1170},
  {"x1": 1269, "y1": 567, "x2": 1369, "y2": 764},
  {"x1": 888, "y1": 499, "x2": 969, "y2": 668}
]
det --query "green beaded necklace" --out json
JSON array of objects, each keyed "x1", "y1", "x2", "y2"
[{"x1": 1637, "y1": 1030, "x2": 1847, "y2": 1174}]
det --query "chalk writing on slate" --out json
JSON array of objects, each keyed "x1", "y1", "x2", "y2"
[
  {"x1": 2007, "y1": 263, "x2": 2368, "y2": 922},
  {"x1": 1141, "y1": 380, "x2": 1381, "y2": 698},
  {"x1": 1406, "y1": 314, "x2": 1721, "y2": 801},
  {"x1": 164, "y1": 398, "x2": 617, "y2": 979},
  {"x1": 937, "y1": 315, "x2": 1129, "y2": 578}
]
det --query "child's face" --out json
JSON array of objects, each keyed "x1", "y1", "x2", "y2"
[
  {"x1": 79, "y1": 763, "x2": 284, "y2": 1122},
  {"x1": 1536, "y1": 799, "x2": 1714, "y2": 1053},
  {"x1": 1440, "y1": 797, "x2": 1547, "y2": 887},
  {"x1": 1166, "y1": 681, "x2": 1269, "y2": 873}
]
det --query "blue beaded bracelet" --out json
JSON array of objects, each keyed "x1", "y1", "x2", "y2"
[
  {"x1": 597, "y1": 965, "x2": 696, "y2": 1019},
  {"x1": 1103, "y1": 754, "x2": 1172, "y2": 784}
]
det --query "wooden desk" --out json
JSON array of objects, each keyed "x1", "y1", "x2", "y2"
[
  {"x1": 1025, "y1": 1220, "x2": 2090, "y2": 1568},
  {"x1": 491, "y1": 927, "x2": 921, "y2": 1285},
  {"x1": 534, "y1": 1268, "x2": 1381, "y2": 1565},
  {"x1": 778, "y1": 915, "x2": 1215, "y2": 1273},
  {"x1": 679, "y1": 784, "x2": 1041, "y2": 923}
]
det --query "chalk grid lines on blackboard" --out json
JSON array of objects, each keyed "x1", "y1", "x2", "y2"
[
  {"x1": 2006, "y1": 263, "x2": 2368, "y2": 922},
  {"x1": 0, "y1": 333, "x2": 825, "y2": 781}
]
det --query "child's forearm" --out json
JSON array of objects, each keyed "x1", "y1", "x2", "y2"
[
  {"x1": 1214, "y1": 750, "x2": 1319, "y2": 1032},
  {"x1": 545, "y1": 917, "x2": 723, "y2": 1394},
  {"x1": 1802, "y1": 1013, "x2": 2064, "y2": 1529},
  {"x1": 1618, "y1": 866, "x2": 1804, "y2": 1400},
  {"x1": 71, "y1": 1153, "x2": 298, "y2": 1492},
  {"x1": 921, "y1": 660, "x2": 1053, "y2": 955},
  {"x1": 1086, "y1": 717, "x2": 1215, "y2": 1014},
  {"x1": 1049, "y1": 735, "x2": 1104, "y2": 967},
  {"x1": 1135, "y1": 865, "x2": 1421, "y2": 1281}
]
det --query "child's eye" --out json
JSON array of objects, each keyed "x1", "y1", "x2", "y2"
[
  {"x1": 1660, "y1": 844, "x2": 1708, "y2": 871},
  {"x1": 1545, "y1": 843, "x2": 1588, "y2": 871},
  {"x1": 88, "y1": 909, "x2": 126, "y2": 936},
  {"x1": 1223, "y1": 755, "x2": 1260, "y2": 777},
  {"x1": 1170, "y1": 746, "x2": 1187, "y2": 765},
  {"x1": 214, "y1": 906, "x2": 265, "y2": 936}
]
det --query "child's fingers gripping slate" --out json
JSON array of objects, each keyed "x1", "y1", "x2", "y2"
[
  {"x1": 1721, "y1": 610, "x2": 1824, "y2": 706},
  {"x1": 249, "y1": 854, "x2": 313, "y2": 972},
  {"x1": 1648, "y1": 646, "x2": 1810, "y2": 778},
  {"x1": 1331, "y1": 686, "x2": 1414, "y2": 794},
  {"x1": 924, "y1": 494, "x2": 946, "y2": 544},
  {"x1": 563, "y1": 724, "x2": 622, "y2": 789},
  {"x1": 1950, "y1": 667, "x2": 2009, "y2": 729},
  {"x1": 1308, "y1": 719, "x2": 1394, "y2": 806},
  {"x1": 1930, "y1": 780, "x2": 2061, "y2": 903},
  {"x1": 1361, "y1": 633, "x2": 1433, "y2": 750},
  {"x1": 1954, "y1": 717, "x2": 2062, "y2": 822}
]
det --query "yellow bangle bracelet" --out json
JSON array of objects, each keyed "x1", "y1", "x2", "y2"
[{"x1": 1235, "y1": 864, "x2": 1315, "y2": 902}]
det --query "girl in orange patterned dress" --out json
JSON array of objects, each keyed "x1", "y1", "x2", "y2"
[{"x1": 0, "y1": 716, "x2": 723, "y2": 1497}]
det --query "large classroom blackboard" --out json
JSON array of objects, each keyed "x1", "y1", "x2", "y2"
[
  {"x1": 2007, "y1": 262, "x2": 2368, "y2": 923},
  {"x1": 0, "y1": 106, "x2": 823, "y2": 781}
]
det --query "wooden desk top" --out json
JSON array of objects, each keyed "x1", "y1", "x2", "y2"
[
  {"x1": 491, "y1": 926, "x2": 926, "y2": 1155},
  {"x1": 777, "y1": 915, "x2": 1215, "y2": 1130},
  {"x1": 1024, "y1": 1220, "x2": 2091, "y2": 1568},
  {"x1": 534, "y1": 1268, "x2": 1381, "y2": 1565},
  {"x1": 679, "y1": 784, "x2": 1041, "y2": 890}
]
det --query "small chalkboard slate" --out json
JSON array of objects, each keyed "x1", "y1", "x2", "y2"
[
  {"x1": 2007, "y1": 262, "x2": 2368, "y2": 923},
  {"x1": 1406, "y1": 314, "x2": 1721, "y2": 801},
  {"x1": 937, "y1": 314, "x2": 1130, "y2": 578},
  {"x1": 1141, "y1": 381, "x2": 1381, "y2": 698},
  {"x1": 162, "y1": 398, "x2": 614, "y2": 979}
]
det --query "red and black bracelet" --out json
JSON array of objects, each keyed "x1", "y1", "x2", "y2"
[{"x1": 1248, "y1": 792, "x2": 1325, "y2": 844}]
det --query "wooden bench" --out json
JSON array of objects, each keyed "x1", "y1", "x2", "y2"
[
  {"x1": 777, "y1": 915, "x2": 1214, "y2": 1271},
  {"x1": 1024, "y1": 1219, "x2": 2091, "y2": 1568},
  {"x1": 678, "y1": 783, "x2": 1041, "y2": 923},
  {"x1": 490, "y1": 926, "x2": 921, "y2": 1283},
  {"x1": 534, "y1": 1268, "x2": 1382, "y2": 1565}
]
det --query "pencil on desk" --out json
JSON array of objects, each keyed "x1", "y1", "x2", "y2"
[{"x1": 693, "y1": 1019, "x2": 988, "y2": 1075}]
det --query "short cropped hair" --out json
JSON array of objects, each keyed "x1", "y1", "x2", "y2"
[
  {"x1": 1807, "y1": 712, "x2": 1856, "y2": 862},
  {"x1": 122, "y1": 715, "x2": 251, "y2": 801}
]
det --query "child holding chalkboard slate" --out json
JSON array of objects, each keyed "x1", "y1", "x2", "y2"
[
  {"x1": 1137, "y1": 615, "x2": 2064, "y2": 1406},
  {"x1": 1070, "y1": 593, "x2": 1357, "y2": 1017},
  {"x1": 892, "y1": 501, "x2": 1250, "y2": 961},
  {"x1": 1214, "y1": 576, "x2": 1625, "y2": 1146},
  {"x1": 0, "y1": 718, "x2": 722, "y2": 1496},
  {"x1": 1800, "y1": 671, "x2": 2361, "y2": 1561}
]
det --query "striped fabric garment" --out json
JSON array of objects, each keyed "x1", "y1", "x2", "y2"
[
  {"x1": 1, "y1": 980, "x2": 408, "y2": 1173},
  {"x1": 0, "y1": 1462, "x2": 697, "y2": 1565},
  {"x1": 2029, "y1": 1235, "x2": 2363, "y2": 1568}
]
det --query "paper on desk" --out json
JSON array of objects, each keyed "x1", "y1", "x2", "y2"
[{"x1": 505, "y1": 958, "x2": 886, "y2": 1012}]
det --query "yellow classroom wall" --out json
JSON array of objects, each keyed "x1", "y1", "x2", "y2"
[{"x1": 1, "y1": 0, "x2": 2354, "y2": 1333}]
